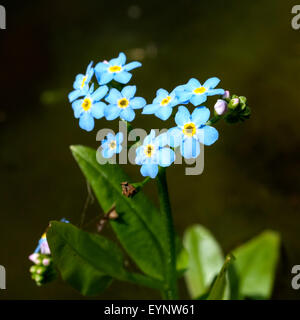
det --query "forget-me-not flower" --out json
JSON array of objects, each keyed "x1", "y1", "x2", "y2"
[
  {"x1": 72, "y1": 84, "x2": 108, "y2": 132},
  {"x1": 142, "y1": 89, "x2": 179, "y2": 120},
  {"x1": 104, "y1": 85, "x2": 146, "y2": 122},
  {"x1": 101, "y1": 132, "x2": 123, "y2": 158},
  {"x1": 95, "y1": 52, "x2": 141, "y2": 85},
  {"x1": 168, "y1": 106, "x2": 219, "y2": 159},
  {"x1": 68, "y1": 61, "x2": 94, "y2": 103},
  {"x1": 175, "y1": 77, "x2": 225, "y2": 106},
  {"x1": 135, "y1": 130, "x2": 175, "y2": 178}
]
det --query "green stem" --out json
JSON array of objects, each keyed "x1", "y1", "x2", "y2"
[{"x1": 156, "y1": 167, "x2": 178, "y2": 299}]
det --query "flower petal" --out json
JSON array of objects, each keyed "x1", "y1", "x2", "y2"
[
  {"x1": 168, "y1": 127, "x2": 183, "y2": 148},
  {"x1": 155, "y1": 106, "x2": 173, "y2": 121},
  {"x1": 102, "y1": 148, "x2": 115, "y2": 158},
  {"x1": 69, "y1": 90, "x2": 84, "y2": 103},
  {"x1": 197, "y1": 126, "x2": 219, "y2": 146},
  {"x1": 175, "y1": 106, "x2": 191, "y2": 126},
  {"x1": 124, "y1": 61, "x2": 141, "y2": 71},
  {"x1": 105, "y1": 88, "x2": 122, "y2": 104},
  {"x1": 115, "y1": 132, "x2": 124, "y2": 144},
  {"x1": 186, "y1": 78, "x2": 201, "y2": 90},
  {"x1": 91, "y1": 101, "x2": 106, "y2": 119},
  {"x1": 203, "y1": 77, "x2": 220, "y2": 89},
  {"x1": 157, "y1": 148, "x2": 175, "y2": 167},
  {"x1": 98, "y1": 72, "x2": 114, "y2": 85},
  {"x1": 121, "y1": 85, "x2": 136, "y2": 99},
  {"x1": 180, "y1": 138, "x2": 200, "y2": 159},
  {"x1": 130, "y1": 97, "x2": 146, "y2": 109},
  {"x1": 104, "y1": 105, "x2": 121, "y2": 120},
  {"x1": 79, "y1": 112, "x2": 95, "y2": 131},
  {"x1": 114, "y1": 71, "x2": 132, "y2": 84},
  {"x1": 142, "y1": 103, "x2": 160, "y2": 114},
  {"x1": 91, "y1": 85, "x2": 108, "y2": 101},
  {"x1": 120, "y1": 107, "x2": 135, "y2": 122},
  {"x1": 156, "y1": 88, "x2": 169, "y2": 97},
  {"x1": 191, "y1": 106, "x2": 210, "y2": 126},
  {"x1": 190, "y1": 94, "x2": 207, "y2": 106},
  {"x1": 144, "y1": 129, "x2": 156, "y2": 145},
  {"x1": 140, "y1": 164, "x2": 159, "y2": 179},
  {"x1": 207, "y1": 88, "x2": 225, "y2": 96}
]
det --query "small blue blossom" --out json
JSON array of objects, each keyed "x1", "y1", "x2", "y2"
[
  {"x1": 101, "y1": 132, "x2": 123, "y2": 158},
  {"x1": 104, "y1": 85, "x2": 146, "y2": 122},
  {"x1": 68, "y1": 61, "x2": 94, "y2": 103},
  {"x1": 95, "y1": 52, "x2": 141, "y2": 85},
  {"x1": 175, "y1": 77, "x2": 225, "y2": 106},
  {"x1": 168, "y1": 106, "x2": 219, "y2": 159},
  {"x1": 135, "y1": 130, "x2": 175, "y2": 179},
  {"x1": 72, "y1": 84, "x2": 108, "y2": 132},
  {"x1": 142, "y1": 88, "x2": 179, "y2": 120}
]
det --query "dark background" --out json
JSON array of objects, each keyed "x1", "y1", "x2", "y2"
[{"x1": 0, "y1": 0, "x2": 299, "y2": 299}]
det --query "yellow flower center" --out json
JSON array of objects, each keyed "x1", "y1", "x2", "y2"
[
  {"x1": 118, "y1": 98, "x2": 129, "y2": 109},
  {"x1": 82, "y1": 98, "x2": 92, "y2": 111},
  {"x1": 193, "y1": 87, "x2": 206, "y2": 94},
  {"x1": 144, "y1": 144, "x2": 155, "y2": 157},
  {"x1": 80, "y1": 76, "x2": 87, "y2": 89},
  {"x1": 108, "y1": 65, "x2": 122, "y2": 73},
  {"x1": 41, "y1": 233, "x2": 47, "y2": 239},
  {"x1": 183, "y1": 123, "x2": 197, "y2": 137},
  {"x1": 161, "y1": 96, "x2": 171, "y2": 106},
  {"x1": 109, "y1": 141, "x2": 117, "y2": 150}
]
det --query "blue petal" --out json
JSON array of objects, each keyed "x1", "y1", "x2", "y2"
[
  {"x1": 142, "y1": 103, "x2": 160, "y2": 114},
  {"x1": 176, "y1": 91, "x2": 192, "y2": 104},
  {"x1": 190, "y1": 94, "x2": 207, "y2": 106},
  {"x1": 155, "y1": 106, "x2": 173, "y2": 120},
  {"x1": 115, "y1": 145, "x2": 122, "y2": 154},
  {"x1": 197, "y1": 126, "x2": 219, "y2": 146},
  {"x1": 95, "y1": 62, "x2": 109, "y2": 73},
  {"x1": 72, "y1": 100, "x2": 84, "y2": 118},
  {"x1": 135, "y1": 146, "x2": 146, "y2": 165},
  {"x1": 105, "y1": 133, "x2": 114, "y2": 142},
  {"x1": 91, "y1": 85, "x2": 108, "y2": 101},
  {"x1": 102, "y1": 148, "x2": 115, "y2": 158},
  {"x1": 168, "y1": 127, "x2": 183, "y2": 148},
  {"x1": 180, "y1": 138, "x2": 200, "y2": 159},
  {"x1": 105, "y1": 88, "x2": 122, "y2": 104},
  {"x1": 86, "y1": 61, "x2": 94, "y2": 74},
  {"x1": 124, "y1": 61, "x2": 141, "y2": 71},
  {"x1": 130, "y1": 97, "x2": 146, "y2": 109},
  {"x1": 91, "y1": 101, "x2": 106, "y2": 119},
  {"x1": 79, "y1": 112, "x2": 95, "y2": 132},
  {"x1": 69, "y1": 89, "x2": 84, "y2": 103},
  {"x1": 115, "y1": 132, "x2": 124, "y2": 144},
  {"x1": 105, "y1": 105, "x2": 121, "y2": 120},
  {"x1": 157, "y1": 148, "x2": 175, "y2": 167},
  {"x1": 203, "y1": 77, "x2": 220, "y2": 89},
  {"x1": 121, "y1": 85, "x2": 136, "y2": 99},
  {"x1": 140, "y1": 164, "x2": 159, "y2": 179},
  {"x1": 118, "y1": 52, "x2": 127, "y2": 65},
  {"x1": 155, "y1": 132, "x2": 169, "y2": 147},
  {"x1": 144, "y1": 129, "x2": 156, "y2": 145},
  {"x1": 98, "y1": 72, "x2": 114, "y2": 85},
  {"x1": 186, "y1": 78, "x2": 201, "y2": 90},
  {"x1": 114, "y1": 71, "x2": 132, "y2": 84},
  {"x1": 174, "y1": 84, "x2": 186, "y2": 93},
  {"x1": 120, "y1": 107, "x2": 135, "y2": 122},
  {"x1": 191, "y1": 106, "x2": 210, "y2": 126},
  {"x1": 175, "y1": 106, "x2": 191, "y2": 126},
  {"x1": 156, "y1": 88, "x2": 169, "y2": 97},
  {"x1": 207, "y1": 88, "x2": 225, "y2": 96}
]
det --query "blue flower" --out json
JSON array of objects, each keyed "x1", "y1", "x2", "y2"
[
  {"x1": 135, "y1": 130, "x2": 175, "y2": 178},
  {"x1": 95, "y1": 52, "x2": 141, "y2": 85},
  {"x1": 68, "y1": 61, "x2": 94, "y2": 102},
  {"x1": 168, "y1": 106, "x2": 219, "y2": 159},
  {"x1": 104, "y1": 85, "x2": 146, "y2": 122},
  {"x1": 175, "y1": 77, "x2": 225, "y2": 106},
  {"x1": 71, "y1": 84, "x2": 108, "y2": 132},
  {"x1": 101, "y1": 132, "x2": 123, "y2": 158},
  {"x1": 142, "y1": 88, "x2": 179, "y2": 120}
]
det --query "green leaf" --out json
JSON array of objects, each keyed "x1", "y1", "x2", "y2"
[
  {"x1": 183, "y1": 224, "x2": 224, "y2": 299},
  {"x1": 232, "y1": 230, "x2": 280, "y2": 299},
  {"x1": 70, "y1": 145, "x2": 165, "y2": 280},
  {"x1": 207, "y1": 254, "x2": 234, "y2": 300},
  {"x1": 47, "y1": 221, "x2": 163, "y2": 295}
]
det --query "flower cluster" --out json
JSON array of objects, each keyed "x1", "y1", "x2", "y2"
[
  {"x1": 69, "y1": 52, "x2": 250, "y2": 179},
  {"x1": 29, "y1": 219, "x2": 69, "y2": 286}
]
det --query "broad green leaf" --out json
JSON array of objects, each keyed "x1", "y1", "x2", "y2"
[
  {"x1": 70, "y1": 145, "x2": 165, "y2": 280},
  {"x1": 207, "y1": 254, "x2": 234, "y2": 300},
  {"x1": 232, "y1": 230, "x2": 280, "y2": 299},
  {"x1": 183, "y1": 224, "x2": 224, "y2": 299},
  {"x1": 176, "y1": 238, "x2": 189, "y2": 277},
  {"x1": 47, "y1": 221, "x2": 163, "y2": 295}
]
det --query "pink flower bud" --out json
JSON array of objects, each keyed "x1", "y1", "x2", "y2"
[
  {"x1": 29, "y1": 253, "x2": 40, "y2": 264},
  {"x1": 222, "y1": 90, "x2": 230, "y2": 99},
  {"x1": 103, "y1": 60, "x2": 109, "y2": 64},
  {"x1": 42, "y1": 258, "x2": 50, "y2": 266},
  {"x1": 214, "y1": 99, "x2": 228, "y2": 115},
  {"x1": 231, "y1": 98, "x2": 240, "y2": 106}
]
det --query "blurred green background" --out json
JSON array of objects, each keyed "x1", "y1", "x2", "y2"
[{"x1": 1, "y1": 0, "x2": 300, "y2": 299}]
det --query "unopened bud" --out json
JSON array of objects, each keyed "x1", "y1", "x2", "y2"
[
  {"x1": 229, "y1": 98, "x2": 240, "y2": 109},
  {"x1": 42, "y1": 258, "x2": 50, "y2": 266},
  {"x1": 222, "y1": 90, "x2": 230, "y2": 99},
  {"x1": 214, "y1": 99, "x2": 228, "y2": 115}
]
